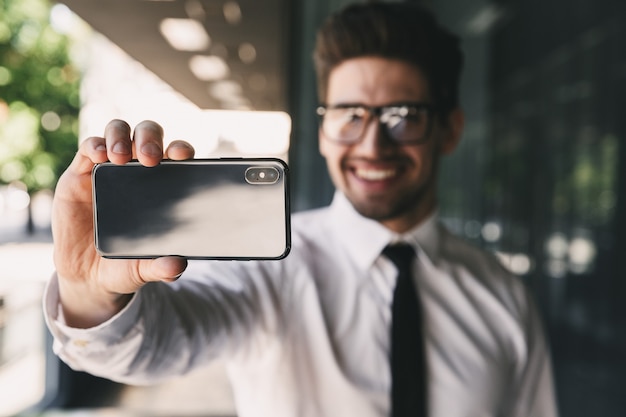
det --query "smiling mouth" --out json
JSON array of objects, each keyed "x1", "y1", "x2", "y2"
[{"x1": 354, "y1": 167, "x2": 398, "y2": 181}]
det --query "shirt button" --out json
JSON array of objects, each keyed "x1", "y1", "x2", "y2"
[{"x1": 73, "y1": 339, "x2": 89, "y2": 347}]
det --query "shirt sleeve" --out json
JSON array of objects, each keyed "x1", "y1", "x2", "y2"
[
  {"x1": 42, "y1": 260, "x2": 285, "y2": 385},
  {"x1": 507, "y1": 287, "x2": 559, "y2": 417},
  {"x1": 43, "y1": 273, "x2": 152, "y2": 384}
]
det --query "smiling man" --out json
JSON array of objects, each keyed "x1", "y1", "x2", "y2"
[
  {"x1": 44, "y1": 2, "x2": 558, "y2": 417},
  {"x1": 317, "y1": 56, "x2": 462, "y2": 231}
]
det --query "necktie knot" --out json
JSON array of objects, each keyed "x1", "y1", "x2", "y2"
[{"x1": 383, "y1": 244, "x2": 416, "y2": 275}]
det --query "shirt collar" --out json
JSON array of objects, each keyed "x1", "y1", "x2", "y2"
[
  {"x1": 400, "y1": 210, "x2": 441, "y2": 264},
  {"x1": 328, "y1": 191, "x2": 441, "y2": 270}
]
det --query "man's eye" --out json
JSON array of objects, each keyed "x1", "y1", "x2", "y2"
[
  {"x1": 402, "y1": 108, "x2": 428, "y2": 123},
  {"x1": 408, "y1": 113, "x2": 428, "y2": 124},
  {"x1": 385, "y1": 115, "x2": 404, "y2": 128},
  {"x1": 381, "y1": 108, "x2": 406, "y2": 122},
  {"x1": 343, "y1": 109, "x2": 365, "y2": 122}
]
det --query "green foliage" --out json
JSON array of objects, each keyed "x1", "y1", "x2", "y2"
[{"x1": 0, "y1": 0, "x2": 80, "y2": 192}]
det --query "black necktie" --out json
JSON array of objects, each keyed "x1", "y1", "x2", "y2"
[{"x1": 383, "y1": 244, "x2": 427, "y2": 417}]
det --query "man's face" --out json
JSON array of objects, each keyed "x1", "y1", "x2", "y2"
[{"x1": 319, "y1": 57, "x2": 462, "y2": 233}]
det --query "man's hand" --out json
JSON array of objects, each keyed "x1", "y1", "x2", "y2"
[{"x1": 52, "y1": 119, "x2": 195, "y2": 328}]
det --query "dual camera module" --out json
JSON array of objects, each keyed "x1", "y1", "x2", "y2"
[{"x1": 245, "y1": 166, "x2": 280, "y2": 185}]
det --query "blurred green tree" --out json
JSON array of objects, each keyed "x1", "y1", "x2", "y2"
[{"x1": 0, "y1": 0, "x2": 80, "y2": 233}]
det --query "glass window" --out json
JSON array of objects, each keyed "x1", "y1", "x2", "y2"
[{"x1": 434, "y1": 0, "x2": 626, "y2": 415}]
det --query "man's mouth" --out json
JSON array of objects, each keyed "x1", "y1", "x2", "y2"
[{"x1": 354, "y1": 167, "x2": 398, "y2": 181}]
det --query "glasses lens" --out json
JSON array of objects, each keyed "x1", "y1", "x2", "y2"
[
  {"x1": 320, "y1": 104, "x2": 432, "y2": 144},
  {"x1": 381, "y1": 105, "x2": 431, "y2": 143},
  {"x1": 322, "y1": 107, "x2": 367, "y2": 143}
]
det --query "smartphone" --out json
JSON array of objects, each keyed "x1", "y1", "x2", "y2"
[{"x1": 92, "y1": 158, "x2": 290, "y2": 260}]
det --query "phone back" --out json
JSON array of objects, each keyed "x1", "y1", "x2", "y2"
[{"x1": 92, "y1": 159, "x2": 290, "y2": 259}]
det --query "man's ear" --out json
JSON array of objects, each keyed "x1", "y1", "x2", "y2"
[{"x1": 439, "y1": 107, "x2": 464, "y2": 155}]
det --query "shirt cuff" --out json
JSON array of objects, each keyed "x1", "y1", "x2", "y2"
[{"x1": 43, "y1": 272, "x2": 142, "y2": 346}]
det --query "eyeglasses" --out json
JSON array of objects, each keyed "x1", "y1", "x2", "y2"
[{"x1": 316, "y1": 102, "x2": 435, "y2": 145}]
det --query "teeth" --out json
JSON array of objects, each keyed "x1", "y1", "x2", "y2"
[{"x1": 355, "y1": 168, "x2": 397, "y2": 180}]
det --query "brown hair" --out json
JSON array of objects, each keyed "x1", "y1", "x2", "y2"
[{"x1": 313, "y1": 2, "x2": 463, "y2": 117}]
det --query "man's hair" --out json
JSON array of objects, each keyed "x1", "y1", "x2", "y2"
[{"x1": 313, "y1": 2, "x2": 464, "y2": 117}]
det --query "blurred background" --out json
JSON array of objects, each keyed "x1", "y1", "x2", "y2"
[{"x1": 0, "y1": 0, "x2": 625, "y2": 416}]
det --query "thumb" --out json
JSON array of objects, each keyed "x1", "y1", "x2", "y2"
[{"x1": 139, "y1": 256, "x2": 188, "y2": 283}]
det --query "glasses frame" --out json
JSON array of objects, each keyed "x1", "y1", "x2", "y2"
[{"x1": 316, "y1": 101, "x2": 436, "y2": 145}]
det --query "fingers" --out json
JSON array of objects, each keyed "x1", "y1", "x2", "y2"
[
  {"x1": 132, "y1": 120, "x2": 165, "y2": 167},
  {"x1": 104, "y1": 119, "x2": 133, "y2": 165},
  {"x1": 102, "y1": 119, "x2": 197, "y2": 166},
  {"x1": 72, "y1": 120, "x2": 195, "y2": 172},
  {"x1": 64, "y1": 119, "x2": 140, "y2": 177},
  {"x1": 165, "y1": 140, "x2": 195, "y2": 160},
  {"x1": 64, "y1": 136, "x2": 109, "y2": 178},
  {"x1": 103, "y1": 119, "x2": 165, "y2": 167}
]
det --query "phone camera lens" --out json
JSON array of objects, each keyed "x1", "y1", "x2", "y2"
[{"x1": 245, "y1": 166, "x2": 279, "y2": 184}]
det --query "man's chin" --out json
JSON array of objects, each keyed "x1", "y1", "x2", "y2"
[
  {"x1": 345, "y1": 188, "x2": 432, "y2": 225},
  {"x1": 348, "y1": 197, "x2": 404, "y2": 222}
]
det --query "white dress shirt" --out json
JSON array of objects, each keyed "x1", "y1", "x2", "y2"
[{"x1": 44, "y1": 192, "x2": 558, "y2": 417}]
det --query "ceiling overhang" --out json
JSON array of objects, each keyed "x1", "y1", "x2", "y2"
[{"x1": 59, "y1": 0, "x2": 290, "y2": 111}]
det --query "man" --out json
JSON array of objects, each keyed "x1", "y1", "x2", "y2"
[{"x1": 44, "y1": 2, "x2": 558, "y2": 416}]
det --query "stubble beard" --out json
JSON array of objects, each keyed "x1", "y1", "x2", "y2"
[{"x1": 347, "y1": 182, "x2": 433, "y2": 223}]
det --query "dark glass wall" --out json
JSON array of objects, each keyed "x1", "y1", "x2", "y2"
[{"x1": 432, "y1": 0, "x2": 626, "y2": 415}]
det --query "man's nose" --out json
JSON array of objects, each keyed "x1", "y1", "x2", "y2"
[{"x1": 357, "y1": 118, "x2": 393, "y2": 154}]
